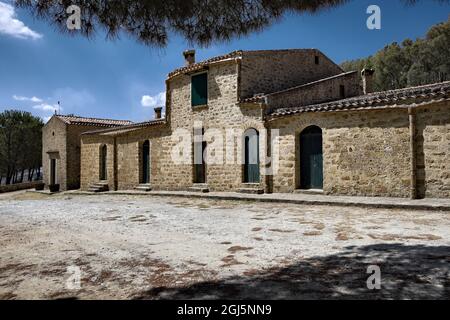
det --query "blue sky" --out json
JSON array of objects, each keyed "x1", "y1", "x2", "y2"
[{"x1": 0, "y1": 0, "x2": 449, "y2": 122}]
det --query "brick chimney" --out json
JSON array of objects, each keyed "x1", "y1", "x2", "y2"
[
  {"x1": 361, "y1": 68, "x2": 375, "y2": 94},
  {"x1": 154, "y1": 107, "x2": 162, "y2": 119},
  {"x1": 183, "y1": 50, "x2": 195, "y2": 66}
]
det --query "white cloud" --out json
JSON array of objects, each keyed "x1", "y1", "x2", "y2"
[
  {"x1": 0, "y1": 2, "x2": 42, "y2": 40},
  {"x1": 13, "y1": 95, "x2": 43, "y2": 103},
  {"x1": 141, "y1": 92, "x2": 166, "y2": 108},
  {"x1": 42, "y1": 115, "x2": 52, "y2": 123},
  {"x1": 33, "y1": 103, "x2": 59, "y2": 112}
]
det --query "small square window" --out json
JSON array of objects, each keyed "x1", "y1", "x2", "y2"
[
  {"x1": 191, "y1": 73, "x2": 208, "y2": 107},
  {"x1": 314, "y1": 55, "x2": 320, "y2": 65}
]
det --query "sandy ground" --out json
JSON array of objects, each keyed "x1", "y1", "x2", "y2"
[{"x1": 0, "y1": 191, "x2": 449, "y2": 300}]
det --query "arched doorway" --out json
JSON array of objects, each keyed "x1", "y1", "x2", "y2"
[
  {"x1": 244, "y1": 128, "x2": 260, "y2": 183},
  {"x1": 300, "y1": 126, "x2": 323, "y2": 189},
  {"x1": 99, "y1": 144, "x2": 107, "y2": 180},
  {"x1": 142, "y1": 140, "x2": 150, "y2": 184}
]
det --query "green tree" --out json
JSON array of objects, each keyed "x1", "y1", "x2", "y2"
[
  {"x1": 0, "y1": 110, "x2": 43, "y2": 185},
  {"x1": 341, "y1": 18, "x2": 450, "y2": 91}
]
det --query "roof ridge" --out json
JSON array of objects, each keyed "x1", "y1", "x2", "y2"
[
  {"x1": 81, "y1": 118, "x2": 166, "y2": 135},
  {"x1": 167, "y1": 50, "x2": 243, "y2": 79},
  {"x1": 56, "y1": 114, "x2": 133, "y2": 123}
]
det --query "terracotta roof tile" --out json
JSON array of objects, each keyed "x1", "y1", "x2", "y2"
[
  {"x1": 167, "y1": 51, "x2": 243, "y2": 79},
  {"x1": 55, "y1": 115, "x2": 133, "y2": 127},
  {"x1": 81, "y1": 118, "x2": 165, "y2": 135},
  {"x1": 269, "y1": 81, "x2": 450, "y2": 118}
]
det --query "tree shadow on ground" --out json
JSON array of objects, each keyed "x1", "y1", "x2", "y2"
[{"x1": 134, "y1": 243, "x2": 450, "y2": 300}]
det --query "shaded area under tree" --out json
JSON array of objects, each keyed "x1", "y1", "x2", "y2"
[{"x1": 135, "y1": 243, "x2": 450, "y2": 299}]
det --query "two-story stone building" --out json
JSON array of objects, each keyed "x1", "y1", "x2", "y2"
[{"x1": 69, "y1": 49, "x2": 449, "y2": 198}]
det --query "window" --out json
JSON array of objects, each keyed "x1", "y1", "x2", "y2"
[
  {"x1": 314, "y1": 55, "x2": 320, "y2": 65},
  {"x1": 191, "y1": 73, "x2": 208, "y2": 107},
  {"x1": 340, "y1": 85, "x2": 346, "y2": 99}
]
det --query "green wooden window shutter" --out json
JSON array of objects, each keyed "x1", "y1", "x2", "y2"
[{"x1": 191, "y1": 73, "x2": 208, "y2": 106}]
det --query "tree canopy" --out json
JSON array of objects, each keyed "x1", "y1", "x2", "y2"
[
  {"x1": 0, "y1": 110, "x2": 43, "y2": 185},
  {"x1": 15, "y1": 0, "x2": 448, "y2": 48},
  {"x1": 341, "y1": 18, "x2": 450, "y2": 91}
]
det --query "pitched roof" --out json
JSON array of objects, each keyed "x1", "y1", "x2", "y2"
[
  {"x1": 81, "y1": 118, "x2": 166, "y2": 135},
  {"x1": 167, "y1": 49, "x2": 329, "y2": 80},
  {"x1": 241, "y1": 71, "x2": 358, "y2": 103},
  {"x1": 54, "y1": 115, "x2": 133, "y2": 127},
  {"x1": 269, "y1": 81, "x2": 450, "y2": 118},
  {"x1": 168, "y1": 50, "x2": 243, "y2": 79}
]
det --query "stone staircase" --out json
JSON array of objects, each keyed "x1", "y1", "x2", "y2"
[
  {"x1": 188, "y1": 183, "x2": 209, "y2": 193},
  {"x1": 135, "y1": 183, "x2": 152, "y2": 192},
  {"x1": 238, "y1": 183, "x2": 264, "y2": 194},
  {"x1": 87, "y1": 181, "x2": 109, "y2": 193}
]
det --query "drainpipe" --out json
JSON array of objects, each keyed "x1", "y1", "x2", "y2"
[{"x1": 408, "y1": 107, "x2": 417, "y2": 199}]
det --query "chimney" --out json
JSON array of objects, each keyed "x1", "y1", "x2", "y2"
[
  {"x1": 361, "y1": 68, "x2": 375, "y2": 94},
  {"x1": 154, "y1": 107, "x2": 162, "y2": 119},
  {"x1": 183, "y1": 49, "x2": 195, "y2": 66}
]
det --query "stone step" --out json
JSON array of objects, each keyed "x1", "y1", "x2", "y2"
[
  {"x1": 238, "y1": 188, "x2": 264, "y2": 194},
  {"x1": 88, "y1": 182, "x2": 109, "y2": 193},
  {"x1": 93, "y1": 181, "x2": 109, "y2": 187},
  {"x1": 135, "y1": 184, "x2": 152, "y2": 191},
  {"x1": 241, "y1": 183, "x2": 263, "y2": 189},
  {"x1": 294, "y1": 189, "x2": 323, "y2": 195},
  {"x1": 188, "y1": 185, "x2": 209, "y2": 193}
]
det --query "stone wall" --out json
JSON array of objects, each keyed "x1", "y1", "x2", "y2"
[
  {"x1": 166, "y1": 61, "x2": 267, "y2": 191},
  {"x1": 80, "y1": 61, "x2": 268, "y2": 192},
  {"x1": 80, "y1": 134, "x2": 115, "y2": 190},
  {"x1": 42, "y1": 117, "x2": 67, "y2": 190},
  {"x1": 43, "y1": 116, "x2": 123, "y2": 191},
  {"x1": 0, "y1": 181, "x2": 43, "y2": 193},
  {"x1": 270, "y1": 108, "x2": 412, "y2": 197},
  {"x1": 416, "y1": 101, "x2": 450, "y2": 198},
  {"x1": 240, "y1": 49, "x2": 344, "y2": 99},
  {"x1": 266, "y1": 71, "x2": 360, "y2": 110}
]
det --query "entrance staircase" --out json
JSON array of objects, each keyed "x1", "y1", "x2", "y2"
[
  {"x1": 238, "y1": 183, "x2": 264, "y2": 194},
  {"x1": 188, "y1": 183, "x2": 209, "y2": 193},
  {"x1": 87, "y1": 181, "x2": 109, "y2": 193},
  {"x1": 135, "y1": 183, "x2": 152, "y2": 191}
]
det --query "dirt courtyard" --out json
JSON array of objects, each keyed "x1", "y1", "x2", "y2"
[{"x1": 0, "y1": 191, "x2": 449, "y2": 299}]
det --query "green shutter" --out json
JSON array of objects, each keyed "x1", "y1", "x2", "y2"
[{"x1": 191, "y1": 73, "x2": 208, "y2": 106}]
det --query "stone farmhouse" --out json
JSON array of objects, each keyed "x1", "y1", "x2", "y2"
[
  {"x1": 42, "y1": 115, "x2": 132, "y2": 191},
  {"x1": 43, "y1": 49, "x2": 450, "y2": 198}
]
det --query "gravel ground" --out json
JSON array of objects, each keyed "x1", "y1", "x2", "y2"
[{"x1": 0, "y1": 191, "x2": 449, "y2": 299}]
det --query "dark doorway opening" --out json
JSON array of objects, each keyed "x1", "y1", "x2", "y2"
[
  {"x1": 193, "y1": 128, "x2": 206, "y2": 183},
  {"x1": 244, "y1": 128, "x2": 260, "y2": 183},
  {"x1": 50, "y1": 158, "x2": 56, "y2": 185},
  {"x1": 300, "y1": 126, "x2": 323, "y2": 189},
  {"x1": 100, "y1": 144, "x2": 107, "y2": 180},
  {"x1": 142, "y1": 140, "x2": 150, "y2": 184}
]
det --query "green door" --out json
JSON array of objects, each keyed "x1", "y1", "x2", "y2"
[
  {"x1": 142, "y1": 140, "x2": 150, "y2": 184},
  {"x1": 300, "y1": 126, "x2": 323, "y2": 189},
  {"x1": 244, "y1": 129, "x2": 260, "y2": 183}
]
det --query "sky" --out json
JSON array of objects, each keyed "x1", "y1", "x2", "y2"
[{"x1": 0, "y1": 0, "x2": 449, "y2": 123}]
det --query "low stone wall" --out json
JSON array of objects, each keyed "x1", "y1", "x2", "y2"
[{"x1": 0, "y1": 181, "x2": 43, "y2": 193}]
